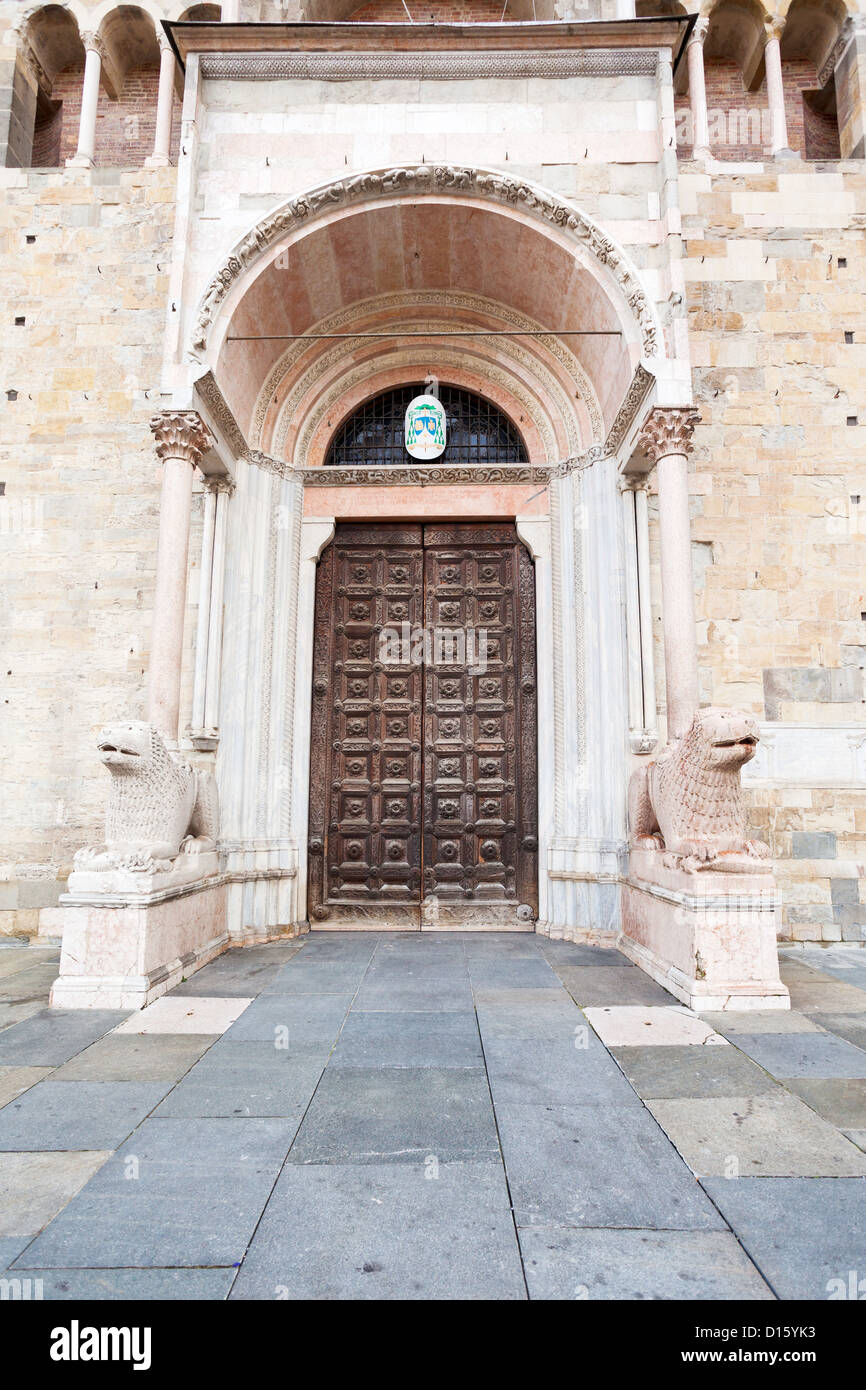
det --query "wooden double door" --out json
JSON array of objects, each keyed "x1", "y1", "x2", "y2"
[{"x1": 308, "y1": 523, "x2": 538, "y2": 929}]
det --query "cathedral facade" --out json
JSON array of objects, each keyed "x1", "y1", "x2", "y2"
[{"x1": 1, "y1": 0, "x2": 864, "y2": 1007}]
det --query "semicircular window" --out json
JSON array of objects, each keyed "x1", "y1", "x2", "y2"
[{"x1": 325, "y1": 383, "x2": 528, "y2": 467}]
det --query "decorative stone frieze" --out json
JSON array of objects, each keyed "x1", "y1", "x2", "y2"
[
  {"x1": 637, "y1": 406, "x2": 700, "y2": 463},
  {"x1": 198, "y1": 51, "x2": 660, "y2": 82},
  {"x1": 605, "y1": 363, "x2": 655, "y2": 456},
  {"x1": 194, "y1": 370, "x2": 248, "y2": 461},
  {"x1": 149, "y1": 411, "x2": 213, "y2": 467}
]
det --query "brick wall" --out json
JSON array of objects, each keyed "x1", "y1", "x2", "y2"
[
  {"x1": 349, "y1": 0, "x2": 505, "y2": 18},
  {"x1": 676, "y1": 58, "x2": 840, "y2": 161},
  {"x1": 31, "y1": 66, "x2": 181, "y2": 169}
]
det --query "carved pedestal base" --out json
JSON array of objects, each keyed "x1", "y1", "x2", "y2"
[
  {"x1": 48, "y1": 877, "x2": 228, "y2": 1011},
  {"x1": 620, "y1": 849, "x2": 790, "y2": 1012}
]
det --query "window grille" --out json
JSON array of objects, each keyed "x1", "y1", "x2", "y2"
[{"x1": 325, "y1": 383, "x2": 527, "y2": 466}]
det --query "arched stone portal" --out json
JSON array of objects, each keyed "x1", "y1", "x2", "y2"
[{"x1": 177, "y1": 169, "x2": 671, "y2": 942}]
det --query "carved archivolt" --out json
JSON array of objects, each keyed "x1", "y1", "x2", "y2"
[
  {"x1": 191, "y1": 165, "x2": 662, "y2": 360},
  {"x1": 252, "y1": 290, "x2": 605, "y2": 454}
]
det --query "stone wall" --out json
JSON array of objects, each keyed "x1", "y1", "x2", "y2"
[
  {"x1": 0, "y1": 165, "x2": 181, "y2": 936},
  {"x1": 675, "y1": 161, "x2": 866, "y2": 941}
]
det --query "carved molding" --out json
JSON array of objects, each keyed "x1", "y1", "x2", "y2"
[
  {"x1": 247, "y1": 457, "x2": 604, "y2": 486},
  {"x1": 191, "y1": 166, "x2": 661, "y2": 361},
  {"x1": 637, "y1": 407, "x2": 700, "y2": 464},
  {"x1": 817, "y1": 17, "x2": 863, "y2": 87},
  {"x1": 194, "y1": 369, "x2": 248, "y2": 460},
  {"x1": 149, "y1": 411, "x2": 213, "y2": 466},
  {"x1": 198, "y1": 51, "x2": 660, "y2": 82},
  {"x1": 254, "y1": 290, "x2": 604, "y2": 458},
  {"x1": 605, "y1": 363, "x2": 655, "y2": 456}
]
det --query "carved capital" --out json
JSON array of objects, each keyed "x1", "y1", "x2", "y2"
[
  {"x1": 764, "y1": 15, "x2": 785, "y2": 43},
  {"x1": 688, "y1": 16, "x2": 709, "y2": 47},
  {"x1": 156, "y1": 29, "x2": 174, "y2": 55},
  {"x1": 149, "y1": 411, "x2": 213, "y2": 467},
  {"x1": 638, "y1": 408, "x2": 700, "y2": 464},
  {"x1": 207, "y1": 474, "x2": 236, "y2": 496},
  {"x1": 80, "y1": 30, "x2": 107, "y2": 61}
]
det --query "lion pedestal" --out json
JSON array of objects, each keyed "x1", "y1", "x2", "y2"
[
  {"x1": 620, "y1": 710, "x2": 790, "y2": 1012},
  {"x1": 49, "y1": 722, "x2": 228, "y2": 1010}
]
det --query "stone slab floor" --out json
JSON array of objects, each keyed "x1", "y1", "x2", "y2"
[{"x1": 1, "y1": 932, "x2": 865, "y2": 1300}]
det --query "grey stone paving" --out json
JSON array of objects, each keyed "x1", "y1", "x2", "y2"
[{"x1": 1, "y1": 934, "x2": 866, "y2": 1299}]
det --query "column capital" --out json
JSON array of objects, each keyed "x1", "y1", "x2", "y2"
[
  {"x1": 150, "y1": 411, "x2": 213, "y2": 467},
  {"x1": 156, "y1": 29, "x2": 174, "y2": 55},
  {"x1": 764, "y1": 14, "x2": 785, "y2": 43},
  {"x1": 80, "y1": 30, "x2": 107, "y2": 61},
  {"x1": 688, "y1": 16, "x2": 709, "y2": 47},
  {"x1": 637, "y1": 408, "x2": 700, "y2": 464},
  {"x1": 206, "y1": 474, "x2": 236, "y2": 496}
]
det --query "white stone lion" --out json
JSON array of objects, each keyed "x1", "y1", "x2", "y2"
[{"x1": 73, "y1": 721, "x2": 219, "y2": 874}]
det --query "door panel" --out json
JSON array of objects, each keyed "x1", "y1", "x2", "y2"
[
  {"x1": 421, "y1": 525, "x2": 537, "y2": 929},
  {"x1": 309, "y1": 525, "x2": 424, "y2": 927},
  {"x1": 308, "y1": 522, "x2": 538, "y2": 929}
]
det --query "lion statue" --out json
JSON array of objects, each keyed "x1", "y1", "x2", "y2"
[
  {"x1": 628, "y1": 707, "x2": 770, "y2": 874},
  {"x1": 73, "y1": 721, "x2": 219, "y2": 874}
]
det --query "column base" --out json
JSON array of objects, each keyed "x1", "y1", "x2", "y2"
[
  {"x1": 49, "y1": 877, "x2": 227, "y2": 1010},
  {"x1": 65, "y1": 154, "x2": 94, "y2": 169},
  {"x1": 772, "y1": 147, "x2": 800, "y2": 160},
  {"x1": 144, "y1": 154, "x2": 172, "y2": 169},
  {"x1": 620, "y1": 849, "x2": 790, "y2": 1012}
]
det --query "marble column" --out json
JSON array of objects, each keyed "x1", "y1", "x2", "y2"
[
  {"x1": 66, "y1": 32, "x2": 104, "y2": 169},
  {"x1": 145, "y1": 33, "x2": 175, "y2": 168},
  {"x1": 148, "y1": 412, "x2": 213, "y2": 744},
  {"x1": 687, "y1": 18, "x2": 711, "y2": 158},
  {"x1": 638, "y1": 409, "x2": 700, "y2": 742},
  {"x1": 765, "y1": 17, "x2": 795, "y2": 157},
  {"x1": 222, "y1": 0, "x2": 242, "y2": 19}
]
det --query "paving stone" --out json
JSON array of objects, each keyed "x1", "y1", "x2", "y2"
[
  {"x1": 330, "y1": 1011, "x2": 483, "y2": 1068},
  {"x1": 811, "y1": 1012, "x2": 866, "y2": 1051},
  {"x1": 778, "y1": 957, "x2": 841, "y2": 985},
  {"x1": 843, "y1": 1129, "x2": 866, "y2": 1151},
  {"x1": 794, "y1": 953, "x2": 866, "y2": 991},
  {"x1": 0, "y1": 1065, "x2": 52, "y2": 1108},
  {"x1": 0, "y1": 965, "x2": 61, "y2": 1001},
  {"x1": 0, "y1": 1000, "x2": 47, "y2": 1031},
  {"x1": 484, "y1": 1038, "x2": 642, "y2": 1107},
  {"x1": 646, "y1": 1093, "x2": 866, "y2": 1177},
  {"x1": 222, "y1": 992, "x2": 354, "y2": 1047},
  {"x1": 557, "y1": 966, "x2": 676, "y2": 1007},
  {"x1": 8, "y1": 1267, "x2": 238, "y2": 1300},
  {"x1": 153, "y1": 1044, "x2": 326, "y2": 1118},
  {"x1": 0, "y1": 1009, "x2": 130, "y2": 1066},
  {"x1": 262, "y1": 959, "x2": 372, "y2": 994},
  {"x1": 467, "y1": 956, "x2": 560, "y2": 989},
  {"x1": 0, "y1": 1151, "x2": 111, "y2": 1237},
  {"x1": 354, "y1": 976, "x2": 474, "y2": 1012},
  {"x1": 474, "y1": 988, "x2": 581, "y2": 1040},
  {"x1": 585, "y1": 1006, "x2": 729, "y2": 1048},
  {"x1": 230, "y1": 1161, "x2": 525, "y2": 1301},
  {"x1": 611, "y1": 1045, "x2": 780, "y2": 1099},
  {"x1": 287, "y1": 1066, "x2": 500, "y2": 1165},
  {"x1": 0, "y1": 1235, "x2": 32, "y2": 1273},
  {"x1": 0, "y1": 949, "x2": 59, "y2": 982},
  {"x1": 786, "y1": 1079, "x2": 866, "y2": 1130},
  {"x1": 701, "y1": 1177, "x2": 866, "y2": 1300},
  {"x1": 496, "y1": 1102, "x2": 725, "y2": 1230},
  {"x1": 170, "y1": 944, "x2": 302, "y2": 997},
  {"x1": 113, "y1": 996, "x2": 253, "y2": 1036},
  {"x1": 786, "y1": 979, "x2": 866, "y2": 1014},
  {"x1": 701, "y1": 1009, "x2": 825, "y2": 1035},
  {"x1": 51, "y1": 1034, "x2": 217, "y2": 1083},
  {"x1": 537, "y1": 940, "x2": 629, "y2": 967},
  {"x1": 0, "y1": 1081, "x2": 171, "y2": 1152},
  {"x1": 462, "y1": 935, "x2": 539, "y2": 958},
  {"x1": 734, "y1": 1031, "x2": 866, "y2": 1078},
  {"x1": 519, "y1": 1227, "x2": 775, "y2": 1301},
  {"x1": 18, "y1": 1118, "x2": 297, "y2": 1268}
]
